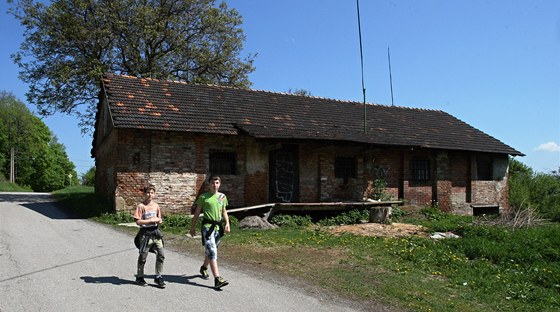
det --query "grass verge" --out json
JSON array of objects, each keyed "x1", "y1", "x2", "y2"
[{"x1": 0, "y1": 181, "x2": 33, "y2": 192}]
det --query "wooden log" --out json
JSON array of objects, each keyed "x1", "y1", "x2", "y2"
[{"x1": 369, "y1": 206, "x2": 392, "y2": 224}]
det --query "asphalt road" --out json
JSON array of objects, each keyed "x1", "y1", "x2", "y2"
[{"x1": 0, "y1": 192, "x2": 388, "y2": 312}]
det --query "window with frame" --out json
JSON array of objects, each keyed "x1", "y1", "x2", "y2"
[
  {"x1": 335, "y1": 157, "x2": 357, "y2": 181},
  {"x1": 410, "y1": 158, "x2": 430, "y2": 182},
  {"x1": 209, "y1": 150, "x2": 236, "y2": 175}
]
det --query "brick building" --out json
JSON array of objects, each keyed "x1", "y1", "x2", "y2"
[{"x1": 92, "y1": 73, "x2": 523, "y2": 215}]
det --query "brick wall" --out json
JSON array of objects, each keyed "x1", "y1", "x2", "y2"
[
  {"x1": 94, "y1": 125, "x2": 511, "y2": 215},
  {"x1": 110, "y1": 130, "x2": 199, "y2": 214},
  {"x1": 402, "y1": 151, "x2": 434, "y2": 207},
  {"x1": 471, "y1": 179, "x2": 509, "y2": 210},
  {"x1": 448, "y1": 152, "x2": 470, "y2": 214},
  {"x1": 299, "y1": 144, "x2": 320, "y2": 202},
  {"x1": 243, "y1": 139, "x2": 268, "y2": 205},
  {"x1": 102, "y1": 130, "x2": 250, "y2": 214}
]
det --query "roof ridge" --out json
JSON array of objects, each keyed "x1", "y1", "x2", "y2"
[{"x1": 104, "y1": 72, "x2": 444, "y2": 113}]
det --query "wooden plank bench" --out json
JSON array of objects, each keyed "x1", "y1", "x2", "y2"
[{"x1": 228, "y1": 201, "x2": 403, "y2": 222}]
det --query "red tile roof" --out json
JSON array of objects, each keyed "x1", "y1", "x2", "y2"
[{"x1": 95, "y1": 73, "x2": 523, "y2": 156}]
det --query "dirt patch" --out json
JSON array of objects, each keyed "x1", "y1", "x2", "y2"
[{"x1": 327, "y1": 222, "x2": 429, "y2": 238}]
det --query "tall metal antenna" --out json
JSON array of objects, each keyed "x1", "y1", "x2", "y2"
[
  {"x1": 388, "y1": 46, "x2": 394, "y2": 106},
  {"x1": 356, "y1": 0, "x2": 366, "y2": 133}
]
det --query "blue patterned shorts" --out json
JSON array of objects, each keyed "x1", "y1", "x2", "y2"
[{"x1": 201, "y1": 226, "x2": 221, "y2": 260}]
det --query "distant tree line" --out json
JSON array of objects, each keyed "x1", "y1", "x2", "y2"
[
  {"x1": 0, "y1": 91, "x2": 78, "y2": 191},
  {"x1": 81, "y1": 166, "x2": 95, "y2": 186}
]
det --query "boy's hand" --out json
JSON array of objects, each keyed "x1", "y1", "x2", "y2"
[{"x1": 148, "y1": 216, "x2": 161, "y2": 223}]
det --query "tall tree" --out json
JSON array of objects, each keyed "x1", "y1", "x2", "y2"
[
  {"x1": 8, "y1": 0, "x2": 256, "y2": 132},
  {"x1": 0, "y1": 91, "x2": 38, "y2": 183},
  {"x1": 0, "y1": 92, "x2": 78, "y2": 191}
]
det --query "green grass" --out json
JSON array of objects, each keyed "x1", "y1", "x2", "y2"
[
  {"x1": 0, "y1": 181, "x2": 33, "y2": 192},
  {"x1": 49, "y1": 187, "x2": 560, "y2": 311},
  {"x1": 52, "y1": 185, "x2": 113, "y2": 218}
]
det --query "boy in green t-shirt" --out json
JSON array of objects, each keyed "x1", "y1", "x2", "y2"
[{"x1": 189, "y1": 175, "x2": 231, "y2": 289}]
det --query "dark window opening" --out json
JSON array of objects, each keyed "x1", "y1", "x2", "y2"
[
  {"x1": 410, "y1": 158, "x2": 430, "y2": 182},
  {"x1": 335, "y1": 157, "x2": 357, "y2": 182},
  {"x1": 210, "y1": 150, "x2": 236, "y2": 175},
  {"x1": 477, "y1": 158, "x2": 493, "y2": 180}
]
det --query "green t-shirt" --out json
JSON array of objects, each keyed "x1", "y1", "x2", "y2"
[{"x1": 195, "y1": 192, "x2": 228, "y2": 228}]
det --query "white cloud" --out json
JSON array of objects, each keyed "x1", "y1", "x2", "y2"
[{"x1": 535, "y1": 142, "x2": 560, "y2": 152}]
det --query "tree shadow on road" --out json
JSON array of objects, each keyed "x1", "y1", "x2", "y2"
[
  {"x1": 0, "y1": 192, "x2": 80, "y2": 219},
  {"x1": 23, "y1": 201, "x2": 79, "y2": 219}
]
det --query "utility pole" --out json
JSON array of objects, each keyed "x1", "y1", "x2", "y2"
[{"x1": 9, "y1": 147, "x2": 15, "y2": 183}]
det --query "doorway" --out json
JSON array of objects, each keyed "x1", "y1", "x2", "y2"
[{"x1": 269, "y1": 145, "x2": 299, "y2": 203}]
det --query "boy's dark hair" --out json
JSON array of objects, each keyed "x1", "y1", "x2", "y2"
[
  {"x1": 207, "y1": 175, "x2": 221, "y2": 183},
  {"x1": 143, "y1": 184, "x2": 156, "y2": 193}
]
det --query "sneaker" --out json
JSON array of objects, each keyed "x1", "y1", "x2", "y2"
[
  {"x1": 135, "y1": 277, "x2": 147, "y2": 286},
  {"x1": 154, "y1": 276, "x2": 166, "y2": 288},
  {"x1": 214, "y1": 276, "x2": 229, "y2": 289},
  {"x1": 199, "y1": 266, "x2": 209, "y2": 280}
]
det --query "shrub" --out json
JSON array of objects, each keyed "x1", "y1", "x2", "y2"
[
  {"x1": 317, "y1": 209, "x2": 369, "y2": 226},
  {"x1": 531, "y1": 173, "x2": 560, "y2": 220},
  {"x1": 94, "y1": 211, "x2": 134, "y2": 224},
  {"x1": 270, "y1": 214, "x2": 313, "y2": 227},
  {"x1": 161, "y1": 214, "x2": 192, "y2": 229},
  {"x1": 509, "y1": 159, "x2": 560, "y2": 220},
  {"x1": 390, "y1": 206, "x2": 407, "y2": 221},
  {"x1": 371, "y1": 178, "x2": 393, "y2": 201}
]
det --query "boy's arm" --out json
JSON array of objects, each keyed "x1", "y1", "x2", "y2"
[
  {"x1": 222, "y1": 205, "x2": 230, "y2": 233},
  {"x1": 133, "y1": 204, "x2": 144, "y2": 226},
  {"x1": 189, "y1": 204, "x2": 201, "y2": 236},
  {"x1": 156, "y1": 204, "x2": 163, "y2": 224}
]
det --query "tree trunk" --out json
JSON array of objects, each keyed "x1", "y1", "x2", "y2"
[{"x1": 369, "y1": 206, "x2": 392, "y2": 224}]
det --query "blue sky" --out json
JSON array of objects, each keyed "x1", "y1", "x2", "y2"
[{"x1": 1, "y1": 0, "x2": 559, "y2": 176}]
